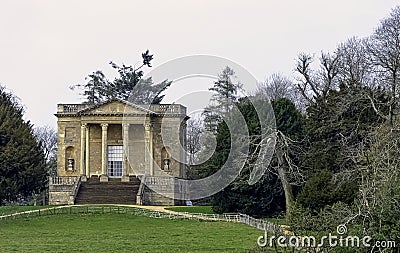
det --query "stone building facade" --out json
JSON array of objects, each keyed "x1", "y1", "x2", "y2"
[{"x1": 49, "y1": 98, "x2": 188, "y2": 205}]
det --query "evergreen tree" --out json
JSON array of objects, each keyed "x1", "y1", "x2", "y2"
[
  {"x1": 209, "y1": 98, "x2": 285, "y2": 216},
  {"x1": 203, "y1": 66, "x2": 242, "y2": 133},
  {"x1": 72, "y1": 50, "x2": 171, "y2": 104},
  {"x1": 79, "y1": 70, "x2": 109, "y2": 105},
  {"x1": 297, "y1": 86, "x2": 385, "y2": 211},
  {"x1": 206, "y1": 97, "x2": 304, "y2": 217},
  {"x1": 0, "y1": 86, "x2": 47, "y2": 204}
]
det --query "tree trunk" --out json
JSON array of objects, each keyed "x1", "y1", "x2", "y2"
[{"x1": 276, "y1": 142, "x2": 295, "y2": 220}]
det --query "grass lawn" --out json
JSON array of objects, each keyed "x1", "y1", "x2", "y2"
[
  {"x1": 0, "y1": 205, "x2": 58, "y2": 216},
  {"x1": 165, "y1": 206, "x2": 214, "y2": 214},
  {"x1": 0, "y1": 212, "x2": 263, "y2": 253}
]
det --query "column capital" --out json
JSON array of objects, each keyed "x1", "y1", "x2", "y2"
[
  {"x1": 122, "y1": 123, "x2": 130, "y2": 129},
  {"x1": 81, "y1": 123, "x2": 87, "y2": 128},
  {"x1": 100, "y1": 123, "x2": 109, "y2": 129}
]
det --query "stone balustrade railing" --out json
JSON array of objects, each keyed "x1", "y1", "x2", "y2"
[
  {"x1": 57, "y1": 104, "x2": 89, "y2": 113},
  {"x1": 70, "y1": 176, "x2": 82, "y2": 203},
  {"x1": 50, "y1": 176, "x2": 79, "y2": 185},
  {"x1": 144, "y1": 176, "x2": 175, "y2": 185},
  {"x1": 136, "y1": 175, "x2": 145, "y2": 205},
  {"x1": 150, "y1": 104, "x2": 186, "y2": 115},
  {"x1": 49, "y1": 176, "x2": 81, "y2": 205},
  {"x1": 56, "y1": 103, "x2": 186, "y2": 115}
]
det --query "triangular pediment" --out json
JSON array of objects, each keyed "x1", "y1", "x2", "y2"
[{"x1": 78, "y1": 98, "x2": 155, "y2": 115}]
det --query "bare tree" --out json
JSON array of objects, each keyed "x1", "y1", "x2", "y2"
[
  {"x1": 271, "y1": 131, "x2": 304, "y2": 218},
  {"x1": 245, "y1": 95, "x2": 304, "y2": 220},
  {"x1": 34, "y1": 125, "x2": 57, "y2": 175},
  {"x1": 248, "y1": 128, "x2": 304, "y2": 220},
  {"x1": 366, "y1": 6, "x2": 400, "y2": 126},
  {"x1": 186, "y1": 117, "x2": 204, "y2": 166},
  {"x1": 257, "y1": 73, "x2": 306, "y2": 110},
  {"x1": 258, "y1": 73, "x2": 294, "y2": 100},
  {"x1": 295, "y1": 52, "x2": 340, "y2": 105},
  {"x1": 336, "y1": 37, "x2": 372, "y2": 88}
]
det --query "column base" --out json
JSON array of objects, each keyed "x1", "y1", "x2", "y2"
[
  {"x1": 81, "y1": 175, "x2": 88, "y2": 182},
  {"x1": 121, "y1": 176, "x2": 130, "y2": 182},
  {"x1": 100, "y1": 175, "x2": 109, "y2": 182}
]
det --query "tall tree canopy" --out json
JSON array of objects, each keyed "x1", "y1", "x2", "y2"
[
  {"x1": 209, "y1": 98, "x2": 286, "y2": 216},
  {"x1": 0, "y1": 86, "x2": 47, "y2": 204},
  {"x1": 287, "y1": 7, "x2": 400, "y2": 249},
  {"x1": 201, "y1": 97, "x2": 304, "y2": 217},
  {"x1": 72, "y1": 50, "x2": 171, "y2": 105},
  {"x1": 203, "y1": 66, "x2": 243, "y2": 133}
]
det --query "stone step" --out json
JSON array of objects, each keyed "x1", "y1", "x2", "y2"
[
  {"x1": 80, "y1": 186, "x2": 138, "y2": 189},
  {"x1": 74, "y1": 177, "x2": 141, "y2": 205}
]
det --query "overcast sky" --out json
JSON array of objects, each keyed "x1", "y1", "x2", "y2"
[{"x1": 0, "y1": 0, "x2": 399, "y2": 129}]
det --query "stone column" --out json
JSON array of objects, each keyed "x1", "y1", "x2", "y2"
[
  {"x1": 100, "y1": 123, "x2": 109, "y2": 182},
  {"x1": 144, "y1": 122, "x2": 154, "y2": 176},
  {"x1": 85, "y1": 124, "x2": 90, "y2": 180},
  {"x1": 122, "y1": 123, "x2": 130, "y2": 182},
  {"x1": 80, "y1": 123, "x2": 86, "y2": 176}
]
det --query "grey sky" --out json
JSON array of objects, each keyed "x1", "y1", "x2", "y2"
[{"x1": 0, "y1": 0, "x2": 398, "y2": 129}]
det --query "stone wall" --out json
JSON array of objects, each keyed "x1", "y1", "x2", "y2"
[
  {"x1": 128, "y1": 124, "x2": 145, "y2": 175},
  {"x1": 57, "y1": 119, "x2": 81, "y2": 177},
  {"x1": 152, "y1": 117, "x2": 185, "y2": 177},
  {"x1": 141, "y1": 176, "x2": 186, "y2": 206},
  {"x1": 88, "y1": 124, "x2": 101, "y2": 175},
  {"x1": 49, "y1": 184, "x2": 75, "y2": 205},
  {"x1": 142, "y1": 186, "x2": 175, "y2": 206}
]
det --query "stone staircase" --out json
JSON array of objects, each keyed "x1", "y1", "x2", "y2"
[{"x1": 74, "y1": 176, "x2": 140, "y2": 204}]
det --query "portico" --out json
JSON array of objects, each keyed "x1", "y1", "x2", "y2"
[{"x1": 76, "y1": 121, "x2": 156, "y2": 182}]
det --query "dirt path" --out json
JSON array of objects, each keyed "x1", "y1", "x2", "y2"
[
  {"x1": 0, "y1": 204, "x2": 285, "y2": 233},
  {"x1": 0, "y1": 205, "x2": 187, "y2": 219},
  {"x1": 0, "y1": 205, "x2": 68, "y2": 219}
]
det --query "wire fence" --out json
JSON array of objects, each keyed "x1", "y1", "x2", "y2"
[{"x1": 0, "y1": 205, "x2": 282, "y2": 233}]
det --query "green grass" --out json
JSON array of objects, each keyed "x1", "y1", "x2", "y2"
[
  {"x1": 0, "y1": 205, "x2": 58, "y2": 216},
  {"x1": 0, "y1": 212, "x2": 263, "y2": 252},
  {"x1": 165, "y1": 206, "x2": 214, "y2": 214}
]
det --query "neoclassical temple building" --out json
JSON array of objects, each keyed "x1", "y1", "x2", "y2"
[{"x1": 49, "y1": 98, "x2": 188, "y2": 205}]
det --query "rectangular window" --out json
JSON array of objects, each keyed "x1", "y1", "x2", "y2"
[{"x1": 107, "y1": 145, "x2": 123, "y2": 177}]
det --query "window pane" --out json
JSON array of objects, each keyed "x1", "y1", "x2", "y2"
[{"x1": 107, "y1": 145, "x2": 123, "y2": 177}]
